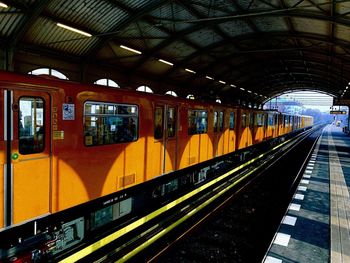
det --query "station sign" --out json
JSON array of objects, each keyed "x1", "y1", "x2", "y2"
[{"x1": 330, "y1": 110, "x2": 347, "y2": 114}]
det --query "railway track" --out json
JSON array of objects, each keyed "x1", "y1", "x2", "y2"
[
  {"x1": 143, "y1": 125, "x2": 324, "y2": 263},
  {"x1": 73, "y1": 125, "x2": 323, "y2": 263}
]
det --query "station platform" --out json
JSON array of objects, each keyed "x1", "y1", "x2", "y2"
[{"x1": 264, "y1": 125, "x2": 350, "y2": 263}]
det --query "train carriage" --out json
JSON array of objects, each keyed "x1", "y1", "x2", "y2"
[{"x1": 0, "y1": 70, "x2": 314, "y2": 231}]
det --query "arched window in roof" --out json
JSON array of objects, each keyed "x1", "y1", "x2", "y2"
[
  {"x1": 94, "y1": 78, "x2": 119, "y2": 88},
  {"x1": 216, "y1": 99, "x2": 222, "y2": 104},
  {"x1": 28, "y1": 68, "x2": 69, "y2": 80},
  {"x1": 187, "y1": 94, "x2": 195, "y2": 100},
  {"x1": 165, "y1": 90, "x2": 177, "y2": 97},
  {"x1": 136, "y1": 85, "x2": 153, "y2": 93}
]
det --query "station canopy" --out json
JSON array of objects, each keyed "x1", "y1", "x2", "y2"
[{"x1": 0, "y1": 0, "x2": 350, "y2": 105}]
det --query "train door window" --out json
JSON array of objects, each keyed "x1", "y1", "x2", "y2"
[
  {"x1": 218, "y1": 111, "x2": 224, "y2": 132},
  {"x1": 188, "y1": 110, "x2": 208, "y2": 135},
  {"x1": 167, "y1": 107, "x2": 176, "y2": 138},
  {"x1": 268, "y1": 114, "x2": 274, "y2": 126},
  {"x1": 84, "y1": 101, "x2": 138, "y2": 146},
  {"x1": 154, "y1": 106, "x2": 163, "y2": 139},
  {"x1": 241, "y1": 113, "x2": 247, "y2": 128},
  {"x1": 256, "y1": 114, "x2": 263, "y2": 126},
  {"x1": 229, "y1": 112, "x2": 235, "y2": 130},
  {"x1": 249, "y1": 114, "x2": 254, "y2": 128},
  {"x1": 19, "y1": 97, "x2": 45, "y2": 154},
  {"x1": 214, "y1": 111, "x2": 218, "y2": 132}
]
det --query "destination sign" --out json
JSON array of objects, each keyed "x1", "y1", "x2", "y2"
[{"x1": 330, "y1": 110, "x2": 347, "y2": 114}]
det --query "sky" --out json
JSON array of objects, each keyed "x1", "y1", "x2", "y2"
[{"x1": 267, "y1": 91, "x2": 336, "y2": 113}]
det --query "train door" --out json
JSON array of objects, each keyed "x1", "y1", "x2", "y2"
[
  {"x1": 3, "y1": 89, "x2": 51, "y2": 226},
  {"x1": 154, "y1": 105, "x2": 178, "y2": 174},
  {"x1": 213, "y1": 110, "x2": 224, "y2": 157},
  {"x1": 227, "y1": 111, "x2": 236, "y2": 152}
]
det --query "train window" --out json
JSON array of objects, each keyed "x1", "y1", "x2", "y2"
[
  {"x1": 241, "y1": 113, "x2": 247, "y2": 128},
  {"x1": 19, "y1": 97, "x2": 45, "y2": 154},
  {"x1": 84, "y1": 101, "x2": 138, "y2": 146},
  {"x1": 167, "y1": 107, "x2": 176, "y2": 137},
  {"x1": 218, "y1": 111, "x2": 224, "y2": 132},
  {"x1": 214, "y1": 111, "x2": 224, "y2": 132},
  {"x1": 229, "y1": 112, "x2": 235, "y2": 130},
  {"x1": 256, "y1": 114, "x2": 264, "y2": 126},
  {"x1": 284, "y1": 116, "x2": 289, "y2": 126},
  {"x1": 214, "y1": 111, "x2": 218, "y2": 132},
  {"x1": 268, "y1": 114, "x2": 274, "y2": 126},
  {"x1": 249, "y1": 113, "x2": 254, "y2": 127},
  {"x1": 188, "y1": 110, "x2": 208, "y2": 135},
  {"x1": 154, "y1": 107, "x2": 163, "y2": 139}
]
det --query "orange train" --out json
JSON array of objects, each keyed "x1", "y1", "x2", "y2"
[{"x1": 0, "y1": 70, "x2": 313, "y2": 230}]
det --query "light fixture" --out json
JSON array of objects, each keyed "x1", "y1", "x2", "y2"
[
  {"x1": 206, "y1": 76, "x2": 214, "y2": 80},
  {"x1": 120, "y1": 45, "x2": 142, "y2": 54},
  {"x1": 57, "y1": 23, "x2": 92, "y2": 37},
  {"x1": 230, "y1": 84, "x2": 236, "y2": 88},
  {"x1": 247, "y1": 90, "x2": 252, "y2": 93},
  {"x1": 0, "y1": 2, "x2": 8, "y2": 8},
  {"x1": 219, "y1": 80, "x2": 226, "y2": 84},
  {"x1": 254, "y1": 93, "x2": 258, "y2": 95},
  {"x1": 185, "y1": 68, "x2": 196, "y2": 74},
  {"x1": 240, "y1": 88, "x2": 245, "y2": 91},
  {"x1": 346, "y1": 86, "x2": 349, "y2": 90},
  {"x1": 158, "y1": 59, "x2": 173, "y2": 66}
]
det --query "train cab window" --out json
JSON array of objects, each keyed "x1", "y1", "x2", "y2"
[
  {"x1": 167, "y1": 107, "x2": 176, "y2": 138},
  {"x1": 154, "y1": 107, "x2": 163, "y2": 139},
  {"x1": 84, "y1": 101, "x2": 138, "y2": 146},
  {"x1": 188, "y1": 110, "x2": 208, "y2": 135},
  {"x1": 229, "y1": 112, "x2": 235, "y2": 130},
  {"x1": 19, "y1": 97, "x2": 45, "y2": 154}
]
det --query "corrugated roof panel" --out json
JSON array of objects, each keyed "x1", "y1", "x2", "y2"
[
  {"x1": 252, "y1": 16, "x2": 289, "y2": 32},
  {"x1": 337, "y1": 2, "x2": 350, "y2": 21},
  {"x1": 119, "y1": 21, "x2": 169, "y2": 49},
  {"x1": 118, "y1": 0, "x2": 160, "y2": 11},
  {"x1": 47, "y1": 0, "x2": 129, "y2": 33},
  {"x1": 0, "y1": 7, "x2": 25, "y2": 38},
  {"x1": 191, "y1": 1, "x2": 237, "y2": 16},
  {"x1": 236, "y1": 0, "x2": 279, "y2": 10},
  {"x1": 293, "y1": 17, "x2": 328, "y2": 35},
  {"x1": 187, "y1": 53, "x2": 215, "y2": 69},
  {"x1": 219, "y1": 20, "x2": 254, "y2": 37},
  {"x1": 23, "y1": 17, "x2": 98, "y2": 56},
  {"x1": 161, "y1": 41, "x2": 196, "y2": 61},
  {"x1": 149, "y1": 2, "x2": 197, "y2": 32},
  {"x1": 187, "y1": 29, "x2": 223, "y2": 47},
  {"x1": 335, "y1": 24, "x2": 350, "y2": 43}
]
